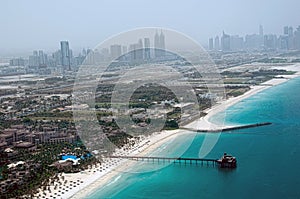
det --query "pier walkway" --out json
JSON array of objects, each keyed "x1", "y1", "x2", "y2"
[
  {"x1": 108, "y1": 155, "x2": 218, "y2": 166},
  {"x1": 180, "y1": 122, "x2": 272, "y2": 132}
]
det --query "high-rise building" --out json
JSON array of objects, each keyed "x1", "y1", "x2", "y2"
[
  {"x1": 81, "y1": 48, "x2": 87, "y2": 57},
  {"x1": 110, "y1": 44, "x2": 122, "y2": 60},
  {"x1": 258, "y1": 25, "x2": 264, "y2": 47},
  {"x1": 129, "y1": 43, "x2": 139, "y2": 61},
  {"x1": 259, "y1": 25, "x2": 264, "y2": 36},
  {"x1": 278, "y1": 36, "x2": 286, "y2": 49},
  {"x1": 154, "y1": 31, "x2": 160, "y2": 58},
  {"x1": 160, "y1": 31, "x2": 165, "y2": 57},
  {"x1": 214, "y1": 36, "x2": 220, "y2": 50},
  {"x1": 159, "y1": 31, "x2": 165, "y2": 49},
  {"x1": 29, "y1": 51, "x2": 39, "y2": 67},
  {"x1": 52, "y1": 50, "x2": 62, "y2": 66},
  {"x1": 122, "y1": 46, "x2": 128, "y2": 54},
  {"x1": 38, "y1": 50, "x2": 48, "y2": 66},
  {"x1": 60, "y1": 41, "x2": 71, "y2": 70},
  {"x1": 136, "y1": 39, "x2": 144, "y2": 60},
  {"x1": 288, "y1": 27, "x2": 294, "y2": 37},
  {"x1": 154, "y1": 30, "x2": 165, "y2": 58},
  {"x1": 101, "y1": 48, "x2": 110, "y2": 61},
  {"x1": 295, "y1": 26, "x2": 300, "y2": 50},
  {"x1": 284, "y1": 26, "x2": 289, "y2": 35},
  {"x1": 209, "y1": 38, "x2": 214, "y2": 50},
  {"x1": 245, "y1": 34, "x2": 262, "y2": 50},
  {"x1": 144, "y1": 38, "x2": 151, "y2": 60},
  {"x1": 263, "y1": 34, "x2": 277, "y2": 49},
  {"x1": 230, "y1": 35, "x2": 244, "y2": 51},
  {"x1": 9, "y1": 58, "x2": 25, "y2": 66},
  {"x1": 221, "y1": 31, "x2": 231, "y2": 51}
]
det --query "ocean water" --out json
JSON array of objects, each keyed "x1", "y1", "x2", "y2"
[{"x1": 87, "y1": 77, "x2": 300, "y2": 199}]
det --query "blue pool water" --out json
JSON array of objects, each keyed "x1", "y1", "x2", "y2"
[{"x1": 62, "y1": 155, "x2": 78, "y2": 160}]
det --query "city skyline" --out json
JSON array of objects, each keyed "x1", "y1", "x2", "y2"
[
  {"x1": 1, "y1": 0, "x2": 300, "y2": 56},
  {"x1": 208, "y1": 25, "x2": 300, "y2": 51},
  {"x1": 2, "y1": 2, "x2": 300, "y2": 197},
  {"x1": 6, "y1": 30, "x2": 167, "y2": 76},
  {"x1": 6, "y1": 24, "x2": 300, "y2": 61}
]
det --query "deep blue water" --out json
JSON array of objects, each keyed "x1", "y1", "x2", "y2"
[{"x1": 88, "y1": 77, "x2": 300, "y2": 199}]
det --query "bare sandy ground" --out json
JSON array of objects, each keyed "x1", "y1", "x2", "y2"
[{"x1": 34, "y1": 64, "x2": 300, "y2": 199}]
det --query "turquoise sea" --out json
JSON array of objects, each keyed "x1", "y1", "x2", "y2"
[{"x1": 87, "y1": 77, "x2": 300, "y2": 199}]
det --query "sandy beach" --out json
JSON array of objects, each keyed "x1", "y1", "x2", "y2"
[
  {"x1": 186, "y1": 63, "x2": 300, "y2": 130},
  {"x1": 34, "y1": 64, "x2": 300, "y2": 199},
  {"x1": 34, "y1": 129, "x2": 185, "y2": 199}
]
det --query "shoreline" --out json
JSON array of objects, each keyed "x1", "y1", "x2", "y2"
[
  {"x1": 186, "y1": 63, "x2": 300, "y2": 130},
  {"x1": 186, "y1": 76, "x2": 300, "y2": 130},
  {"x1": 34, "y1": 64, "x2": 300, "y2": 199}
]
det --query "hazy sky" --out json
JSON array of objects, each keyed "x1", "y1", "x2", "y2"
[{"x1": 1, "y1": 0, "x2": 299, "y2": 56}]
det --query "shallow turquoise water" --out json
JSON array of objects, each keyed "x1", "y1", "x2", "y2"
[{"x1": 88, "y1": 77, "x2": 300, "y2": 199}]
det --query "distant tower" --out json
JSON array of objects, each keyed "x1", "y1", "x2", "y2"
[
  {"x1": 209, "y1": 38, "x2": 214, "y2": 50},
  {"x1": 110, "y1": 44, "x2": 122, "y2": 60},
  {"x1": 137, "y1": 39, "x2": 144, "y2": 60},
  {"x1": 288, "y1": 26, "x2": 294, "y2": 49},
  {"x1": 34, "y1": 50, "x2": 39, "y2": 66},
  {"x1": 154, "y1": 30, "x2": 165, "y2": 58},
  {"x1": 144, "y1": 38, "x2": 151, "y2": 60},
  {"x1": 284, "y1": 26, "x2": 289, "y2": 35},
  {"x1": 122, "y1": 46, "x2": 127, "y2": 54},
  {"x1": 159, "y1": 30, "x2": 165, "y2": 57},
  {"x1": 221, "y1": 31, "x2": 231, "y2": 51},
  {"x1": 288, "y1": 26, "x2": 294, "y2": 37},
  {"x1": 214, "y1": 36, "x2": 220, "y2": 50},
  {"x1": 259, "y1": 25, "x2": 264, "y2": 36},
  {"x1": 295, "y1": 26, "x2": 300, "y2": 50},
  {"x1": 138, "y1": 38, "x2": 143, "y2": 48},
  {"x1": 154, "y1": 31, "x2": 160, "y2": 58},
  {"x1": 60, "y1": 41, "x2": 71, "y2": 70},
  {"x1": 259, "y1": 25, "x2": 264, "y2": 48},
  {"x1": 38, "y1": 50, "x2": 46, "y2": 66}
]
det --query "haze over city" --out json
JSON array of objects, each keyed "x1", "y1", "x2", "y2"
[
  {"x1": 2, "y1": 1, "x2": 300, "y2": 199},
  {"x1": 1, "y1": 0, "x2": 300, "y2": 56}
]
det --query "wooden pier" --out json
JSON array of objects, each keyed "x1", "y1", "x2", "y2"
[
  {"x1": 108, "y1": 153, "x2": 237, "y2": 168},
  {"x1": 108, "y1": 155, "x2": 218, "y2": 167},
  {"x1": 180, "y1": 122, "x2": 272, "y2": 133}
]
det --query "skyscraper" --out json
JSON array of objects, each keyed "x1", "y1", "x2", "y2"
[
  {"x1": 160, "y1": 30, "x2": 165, "y2": 57},
  {"x1": 288, "y1": 26, "x2": 294, "y2": 37},
  {"x1": 129, "y1": 43, "x2": 139, "y2": 61},
  {"x1": 288, "y1": 26, "x2": 294, "y2": 49},
  {"x1": 38, "y1": 50, "x2": 47, "y2": 66},
  {"x1": 295, "y1": 26, "x2": 300, "y2": 50},
  {"x1": 209, "y1": 38, "x2": 214, "y2": 50},
  {"x1": 110, "y1": 44, "x2": 122, "y2": 60},
  {"x1": 259, "y1": 25, "x2": 264, "y2": 48},
  {"x1": 263, "y1": 34, "x2": 277, "y2": 49},
  {"x1": 154, "y1": 30, "x2": 166, "y2": 58},
  {"x1": 230, "y1": 35, "x2": 244, "y2": 51},
  {"x1": 60, "y1": 41, "x2": 71, "y2": 70},
  {"x1": 29, "y1": 51, "x2": 39, "y2": 67},
  {"x1": 137, "y1": 39, "x2": 144, "y2": 60},
  {"x1": 144, "y1": 38, "x2": 151, "y2": 60},
  {"x1": 284, "y1": 26, "x2": 289, "y2": 35},
  {"x1": 259, "y1": 25, "x2": 264, "y2": 36},
  {"x1": 214, "y1": 36, "x2": 220, "y2": 50},
  {"x1": 221, "y1": 31, "x2": 230, "y2": 51},
  {"x1": 154, "y1": 31, "x2": 160, "y2": 58},
  {"x1": 122, "y1": 46, "x2": 127, "y2": 54}
]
